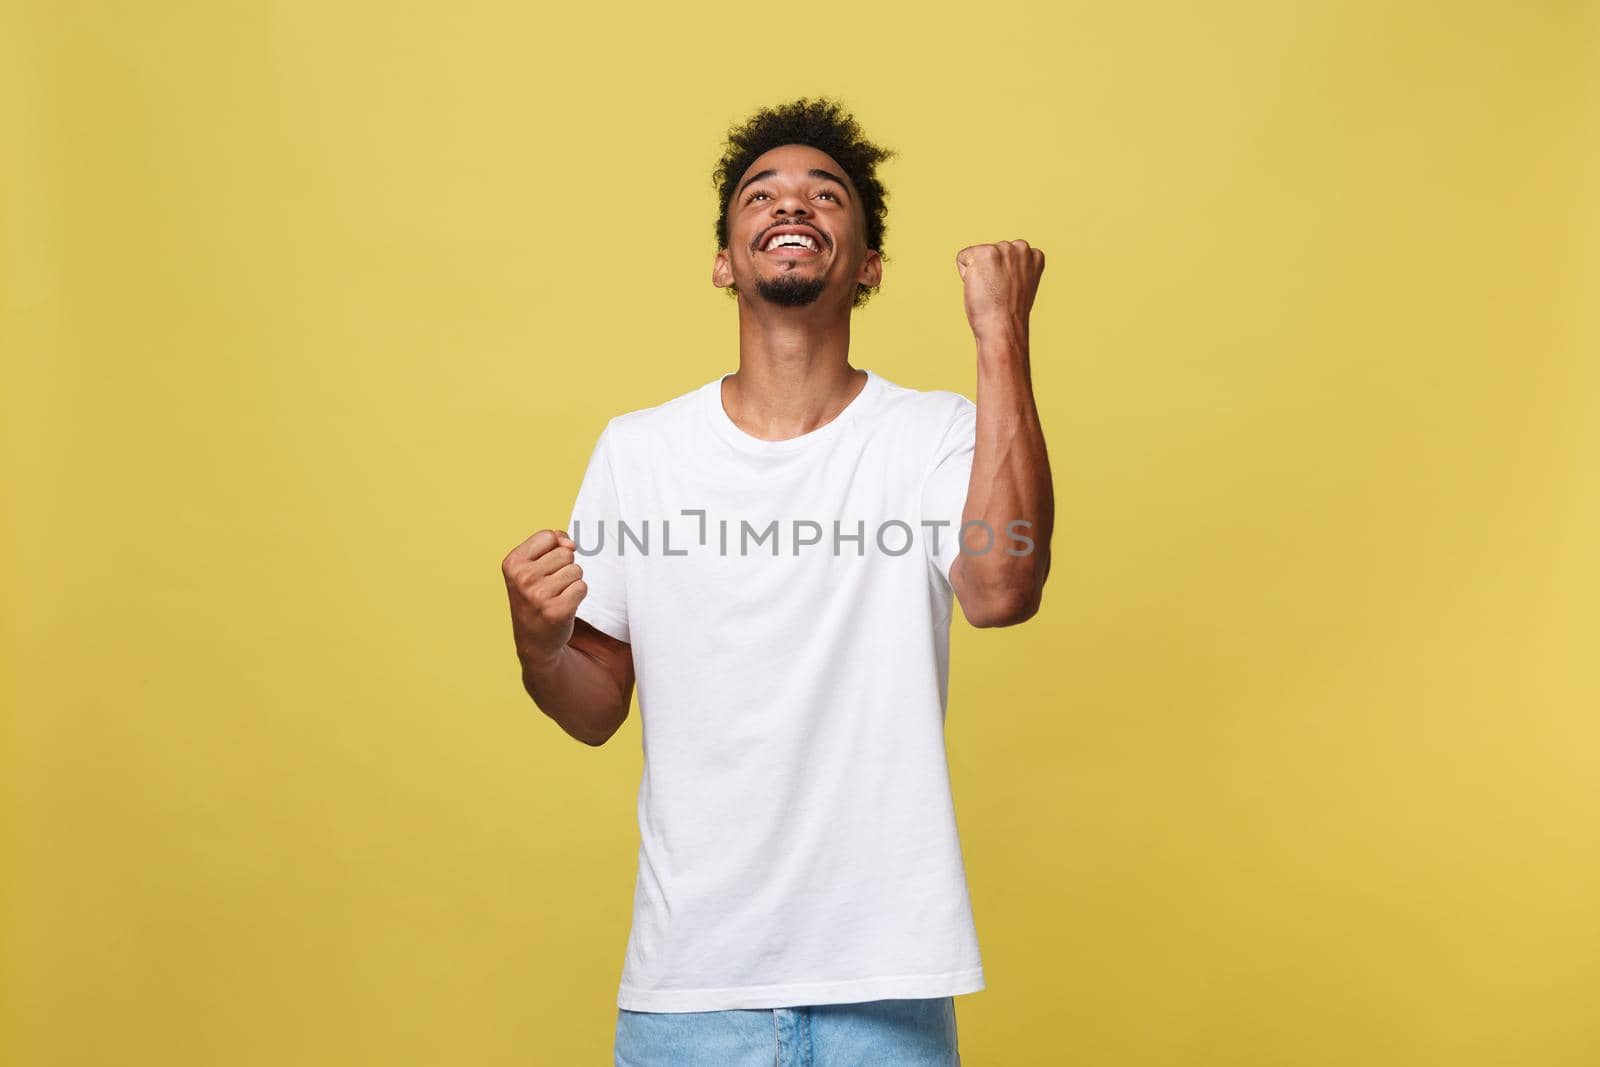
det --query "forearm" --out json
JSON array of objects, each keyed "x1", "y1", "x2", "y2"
[
  {"x1": 520, "y1": 641, "x2": 629, "y2": 746},
  {"x1": 955, "y1": 324, "x2": 1054, "y2": 622}
]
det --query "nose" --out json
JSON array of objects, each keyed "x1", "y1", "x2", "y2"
[{"x1": 772, "y1": 189, "x2": 809, "y2": 217}]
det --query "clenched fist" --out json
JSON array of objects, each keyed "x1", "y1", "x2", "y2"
[
  {"x1": 956, "y1": 239, "x2": 1045, "y2": 342},
  {"x1": 502, "y1": 528, "x2": 587, "y2": 667}
]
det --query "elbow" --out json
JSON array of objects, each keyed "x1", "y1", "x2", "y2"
[
  {"x1": 541, "y1": 702, "x2": 628, "y2": 747},
  {"x1": 956, "y1": 555, "x2": 1049, "y2": 628},
  {"x1": 576, "y1": 716, "x2": 625, "y2": 747},
  {"x1": 579, "y1": 701, "x2": 631, "y2": 747},
  {"x1": 1006, "y1": 588, "x2": 1045, "y2": 627},
  {"x1": 963, "y1": 588, "x2": 1041, "y2": 628},
  {"x1": 569, "y1": 720, "x2": 622, "y2": 747}
]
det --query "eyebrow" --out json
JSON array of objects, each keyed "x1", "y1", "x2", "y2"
[{"x1": 735, "y1": 167, "x2": 850, "y2": 201}]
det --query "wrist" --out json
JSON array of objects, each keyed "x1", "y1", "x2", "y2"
[
  {"x1": 518, "y1": 638, "x2": 566, "y2": 678},
  {"x1": 974, "y1": 324, "x2": 1030, "y2": 372},
  {"x1": 971, "y1": 315, "x2": 1029, "y2": 350}
]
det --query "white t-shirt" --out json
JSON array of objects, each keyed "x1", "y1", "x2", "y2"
[{"x1": 566, "y1": 367, "x2": 985, "y2": 1013}]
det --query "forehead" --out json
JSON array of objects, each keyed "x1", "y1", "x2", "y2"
[{"x1": 738, "y1": 143, "x2": 855, "y2": 191}]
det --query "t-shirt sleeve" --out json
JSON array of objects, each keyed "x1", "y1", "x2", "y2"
[
  {"x1": 565, "y1": 421, "x2": 631, "y2": 644},
  {"x1": 920, "y1": 394, "x2": 978, "y2": 589}
]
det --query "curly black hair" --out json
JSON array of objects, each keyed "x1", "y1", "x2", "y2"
[{"x1": 712, "y1": 97, "x2": 896, "y2": 308}]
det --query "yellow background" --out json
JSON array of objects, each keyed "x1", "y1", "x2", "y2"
[{"x1": 4, "y1": 1, "x2": 1596, "y2": 1063}]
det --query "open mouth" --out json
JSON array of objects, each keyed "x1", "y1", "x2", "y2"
[{"x1": 759, "y1": 231, "x2": 824, "y2": 257}]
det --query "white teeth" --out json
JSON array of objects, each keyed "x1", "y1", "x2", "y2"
[{"x1": 764, "y1": 233, "x2": 818, "y2": 252}]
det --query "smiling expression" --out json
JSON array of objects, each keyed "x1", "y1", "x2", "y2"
[{"x1": 713, "y1": 143, "x2": 883, "y2": 309}]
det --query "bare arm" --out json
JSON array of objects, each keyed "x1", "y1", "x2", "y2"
[
  {"x1": 503, "y1": 529, "x2": 635, "y2": 746},
  {"x1": 520, "y1": 619, "x2": 634, "y2": 746},
  {"x1": 950, "y1": 240, "x2": 1055, "y2": 628}
]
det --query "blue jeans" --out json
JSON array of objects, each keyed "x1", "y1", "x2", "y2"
[{"x1": 614, "y1": 996, "x2": 961, "y2": 1066}]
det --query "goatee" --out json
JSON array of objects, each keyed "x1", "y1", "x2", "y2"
[{"x1": 755, "y1": 271, "x2": 828, "y2": 308}]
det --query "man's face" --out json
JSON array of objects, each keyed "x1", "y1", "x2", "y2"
[{"x1": 713, "y1": 143, "x2": 882, "y2": 310}]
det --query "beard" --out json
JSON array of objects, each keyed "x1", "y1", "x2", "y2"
[{"x1": 754, "y1": 268, "x2": 828, "y2": 308}]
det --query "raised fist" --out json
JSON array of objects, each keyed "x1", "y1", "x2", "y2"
[
  {"x1": 955, "y1": 239, "x2": 1045, "y2": 342},
  {"x1": 502, "y1": 529, "x2": 587, "y2": 666}
]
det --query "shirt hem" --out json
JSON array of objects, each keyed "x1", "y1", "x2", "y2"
[{"x1": 616, "y1": 966, "x2": 986, "y2": 1013}]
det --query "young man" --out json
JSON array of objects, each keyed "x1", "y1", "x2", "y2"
[{"x1": 502, "y1": 97, "x2": 1053, "y2": 1065}]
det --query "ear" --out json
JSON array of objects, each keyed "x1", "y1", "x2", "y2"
[
  {"x1": 858, "y1": 249, "x2": 882, "y2": 290},
  {"x1": 712, "y1": 248, "x2": 734, "y2": 289}
]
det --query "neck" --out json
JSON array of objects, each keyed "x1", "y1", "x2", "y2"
[{"x1": 723, "y1": 295, "x2": 864, "y2": 441}]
